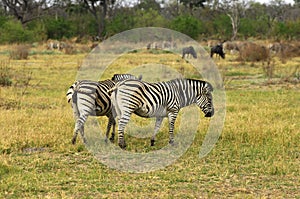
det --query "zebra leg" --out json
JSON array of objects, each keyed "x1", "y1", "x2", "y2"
[
  {"x1": 117, "y1": 113, "x2": 132, "y2": 149},
  {"x1": 72, "y1": 121, "x2": 85, "y2": 144},
  {"x1": 110, "y1": 118, "x2": 116, "y2": 142},
  {"x1": 168, "y1": 112, "x2": 178, "y2": 145},
  {"x1": 72, "y1": 127, "x2": 79, "y2": 144},
  {"x1": 79, "y1": 125, "x2": 87, "y2": 144},
  {"x1": 72, "y1": 115, "x2": 88, "y2": 144},
  {"x1": 151, "y1": 117, "x2": 164, "y2": 146},
  {"x1": 105, "y1": 114, "x2": 115, "y2": 143}
]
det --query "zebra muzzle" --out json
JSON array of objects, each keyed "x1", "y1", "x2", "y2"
[{"x1": 205, "y1": 109, "x2": 214, "y2": 117}]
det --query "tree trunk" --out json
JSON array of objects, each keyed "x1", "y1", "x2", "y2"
[{"x1": 227, "y1": 13, "x2": 238, "y2": 41}]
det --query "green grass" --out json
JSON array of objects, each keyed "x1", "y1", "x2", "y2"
[{"x1": 0, "y1": 47, "x2": 299, "y2": 198}]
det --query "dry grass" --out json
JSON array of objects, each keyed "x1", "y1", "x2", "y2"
[
  {"x1": 0, "y1": 43, "x2": 299, "y2": 198},
  {"x1": 9, "y1": 44, "x2": 30, "y2": 60}
]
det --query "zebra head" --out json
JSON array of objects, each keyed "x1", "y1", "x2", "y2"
[{"x1": 196, "y1": 81, "x2": 214, "y2": 117}]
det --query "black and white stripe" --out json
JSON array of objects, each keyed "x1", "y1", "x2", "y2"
[
  {"x1": 66, "y1": 74, "x2": 142, "y2": 144},
  {"x1": 110, "y1": 78, "x2": 214, "y2": 148}
]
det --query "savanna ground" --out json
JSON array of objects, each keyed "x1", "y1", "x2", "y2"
[{"x1": 0, "y1": 42, "x2": 299, "y2": 198}]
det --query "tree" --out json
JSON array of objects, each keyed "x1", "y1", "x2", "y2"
[
  {"x1": 180, "y1": 0, "x2": 206, "y2": 9},
  {"x1": 2, "y1": 0, "x2": 53, "y2": 26},
  {"x1": 82, "y1": 0, "x2": 116, "y2": 38},
  {"x1": 221, "y1": 0, "x2": 247, "y2": 40}
]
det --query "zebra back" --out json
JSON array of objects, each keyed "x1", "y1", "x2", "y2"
[{"x1": 112, "y1": 74, "x2": 142, "y2": 82}]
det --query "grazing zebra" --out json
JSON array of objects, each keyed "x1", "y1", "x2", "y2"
[
  {"x1": 182, "y1": 46, "x2": 197, "y2": 59},
  {"x1": 210, "y1": 44, "x2": 225, "y2": 59},
  {"x1": 66, "y1": 74, "x2": 142, "y2": 145},
  {"x1": 109, "y1": 78, "x2": 214, "y2": 149}
]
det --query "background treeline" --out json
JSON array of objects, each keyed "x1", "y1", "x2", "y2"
[{"x1": 0, "y1": 0, "x2": 299, "y2": 44}]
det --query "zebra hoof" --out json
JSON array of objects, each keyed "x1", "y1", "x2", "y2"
[
  {"x1": 71, "y1": 138, "x2": 76, "y2": 145},
  {"x1": 109, "y1": 137, "x2": 115, "y2": 143},
  {"x1": 118, "y1": 142, "x2": 126, "y2": 149},
  {"x1": 83, "y1": 138, "x2": 87, "y2": 145},
  {"x1": 150, "y1": 139, "x2": 155, "y2": 146}
]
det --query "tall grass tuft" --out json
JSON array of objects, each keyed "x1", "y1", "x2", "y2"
[
  {"x1": 9, "y1": 45, "x2": 30, "y2": 60},
  {"x1": 0, "y1": 60, "x2": 12, "y2": 86}
]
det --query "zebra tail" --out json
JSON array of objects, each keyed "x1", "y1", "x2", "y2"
[
  {"x1": 66, "y1": 88, "x2": 74, "y2": 103},
  {"x1": 71, "y1": 90, "x2": 80, "y2": 119},
  {"x1": 110, "y1": 87, "x2": 119, "y2": 119}
]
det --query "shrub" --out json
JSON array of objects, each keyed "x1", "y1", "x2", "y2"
[
  {"x1": 44, "y1": 17, "x2": 75, "y2": 39},
  {"x1": 0, "y1": 20, "x2": 36, "y2": 44},
  {"x1": 238, "y1": 42, "x2": 270, "y2": 62},
  {"x1": 133, "y1": 9, "x2": 167, "y2": 28},
  {"x1": 9, "y1": 45, "x2": 30, "y2": 60},
  {"x1": 170, "y1": 15, "x2": 204, "y2": 39}
]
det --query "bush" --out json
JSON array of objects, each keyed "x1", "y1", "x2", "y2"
[
  {"x1": 44, "y1": 17, "x2": 75, "y2": 39},
  {"x1": 106, "y1": 12, "x2": 135, "y2": 37},
  {"x1": 238, "y1": 42, "x2": 270, "y2": 62},
  {"x1": 169, "y1": 15, "x2": 204, "y2": 39},
  {"x1": 133, "y1": 9, "x2": 167, "y2": 28},
  {"x1": 9, "y1": 45, "x2": 30, "y2": 60},
  {"x1": 211, "y1": 14, "x2": 232, "y2": 39},
  {"x1": 0, "y1": 20, "x2": 36, "y2": 44},
  {"x1": 240, "y1": 17, "x2": 269, "y2": 39}
]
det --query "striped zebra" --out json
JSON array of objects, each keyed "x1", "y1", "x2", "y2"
[
  {"x1": 66, "y1": 74, "x2": 142, "y2": 145},
  {"x1": 109, "y1": 78, "x2": 214, "y2": 149}
]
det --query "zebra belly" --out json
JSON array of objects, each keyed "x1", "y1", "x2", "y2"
[{"x1": 134, "y1": 105, "x2": 168, "y2": 118}]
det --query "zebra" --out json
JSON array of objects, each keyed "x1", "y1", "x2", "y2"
[
  {"x1": 66, "y1": 74, "x2": 142, "y2": 145},
  {"x1": 210, "y1": 44, "x2": 225, "y2": 59},
  {"x1": 109, "y1": 78, "x2": 214, "y2": 149},
  {"x1": 182, "y1": 46, "x2": 197, "y2": 59}
]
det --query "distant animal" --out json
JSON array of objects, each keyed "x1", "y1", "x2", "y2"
[
  {"x1": 47, "y1": 41, "x2": 60, "y2": 50},
  {"x1": 210, "y1": 44, "x2": 225, "y2": 59},
  {"x1": 66, "y1": 74, "x2": 142, "y2": 145},
  {"x1": 147, "y1": 41, "x2": 176, "y2": 50},
  {"x1": 109, "y1": 78, "x2": 214, "y2": 149},
  {"x1": 182, "y1": 46, "x2": 197, "y2": 59}
]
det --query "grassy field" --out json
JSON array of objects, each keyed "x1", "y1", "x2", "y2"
[{"x1": 0, "y1": 44, "x2": 299, "y2": 198}]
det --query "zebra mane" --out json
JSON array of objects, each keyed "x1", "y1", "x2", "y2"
[{"x1": 167, "y1": 78, "x2": 213, "y2": 91}]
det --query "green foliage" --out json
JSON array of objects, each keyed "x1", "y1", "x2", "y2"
[
  {"x1": 26, "y1": 20, "x2": 48, "y2": 41},
  {"x1": 44, "y1": 17, "x2": 75, "y2": 39},
  {"x1": 272, "y1": 20, "x2": 300, "y2": 40},
  {"x1": 211, "y1": 14, "x2": 232, "y2": 38},
  {"x1": 170, "y1": 15, "x2": 204, "y2": 39},
  {"x1": 133, "y1": 9, "x2": 167, "y2": 28},
  {"x1": 106, "y1": 12, "x2": 135, "y2": 36},
  {"x1": 0, "y1": 20, "x2": 36, "y2": 44},
  {"x1": 239, "y1": 17, "x2": 269, "y2": 38},
  {"x1": 0, "y1": 15, "x2": 8, "y2": 28}
]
